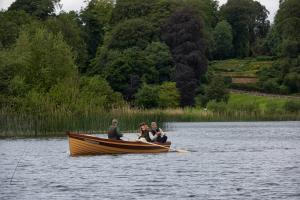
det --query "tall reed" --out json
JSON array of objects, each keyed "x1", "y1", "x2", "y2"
[{"x1": 1, "y1": 107, "x2": 299, "y2": 138}]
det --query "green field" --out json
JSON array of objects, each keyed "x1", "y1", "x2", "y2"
[{"x1": 227, "y1": 93, "x2": 298, "y2": 112}]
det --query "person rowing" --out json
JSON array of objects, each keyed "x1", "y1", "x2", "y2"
[
  {"x1": 107, "y1": 119, "x2": 123, "y2": 140},
  {"x1": 150, "y1": 122, "x2": 168, "y2": 143}
]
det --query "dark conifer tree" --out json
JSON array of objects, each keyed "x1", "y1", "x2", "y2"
[{"x1": 162, "y1": 7, "x2": 207, "y2": 106}]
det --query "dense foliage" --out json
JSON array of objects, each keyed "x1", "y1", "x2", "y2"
[
  {"x1": 212, "y1": 20, "x2": 233, "y2": 59},
  {"x1": 0, "y1": 0, "x2": 299, "y2": 117},
  {"x1": 135, "y1": 82, "x2": 180, "y2": 108},
  {"x1": 8, "y1": 0, "x2": 60, "y2": 19},
  {"x1": 257, "y1": 0, "x2": 300, "y2": 94},
  {"x1": 220, "y1": 0, "x2": 270, "y2": 57}
]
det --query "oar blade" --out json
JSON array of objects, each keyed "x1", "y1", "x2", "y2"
[{"x1": 175, "y1": 149, "x2": 190, "y2": 153}]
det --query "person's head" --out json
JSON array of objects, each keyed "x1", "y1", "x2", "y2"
[
  {"x1": 151, "y1": 122, "x2": 157, "y2": 129},
  {"x1": 112, "y1": 119, "x2": 118, "y2": 126},
  {"x1": 139, "y1": 122, "x2": 147, "y2": 131}
]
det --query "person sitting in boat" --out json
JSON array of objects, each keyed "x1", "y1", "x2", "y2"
[
  {"x1": 150, "y1": 122, "x2": 168, "y2": 143},
  {"x1": 137, "y1": 122, "x2": 152, "y2": 142},
  {"x1": 108, "y1": 119, "x2": 123, "y2": 140}
]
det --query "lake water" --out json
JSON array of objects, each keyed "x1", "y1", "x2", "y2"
[{"x1": 0, "y1": 122, "x2": 300, "y2": 200}]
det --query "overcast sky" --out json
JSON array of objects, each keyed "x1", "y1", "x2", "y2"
[{"x1": 0, "y1": 0, "x2": 279, "y2": 22}]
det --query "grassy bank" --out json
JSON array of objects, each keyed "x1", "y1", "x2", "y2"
[
  {"x1": 210, "y1": 58, "x2": 273, "y2": 78},
  {"x1": 209, "y1": 58, "x2": 273, "y2": 91},
  {"x1": 1, "y1": 93, "x2": 299, "y2": 138}
]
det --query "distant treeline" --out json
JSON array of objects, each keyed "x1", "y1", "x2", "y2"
[{"x1": 0, "y1": 0, "x2": 299, "y2": 114}]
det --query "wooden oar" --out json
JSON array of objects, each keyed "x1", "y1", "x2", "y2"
[
  {"x1": 143, "y1": 141, "x2": 190, "y2": 153},
  {"x1": 123, "y1": 136, "x2": 189, "y2": 153}
]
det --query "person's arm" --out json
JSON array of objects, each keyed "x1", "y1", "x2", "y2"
[
  {"x1": 159, "y1": 128, "x2": 166, "y2": 136},
  {"x1": 136, "y1": 128, "x2": 142, "y2": 139}
]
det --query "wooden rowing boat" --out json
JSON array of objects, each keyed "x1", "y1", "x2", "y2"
[{"x1": 66, "y1": 132, "x2": 171, "y2": 156}]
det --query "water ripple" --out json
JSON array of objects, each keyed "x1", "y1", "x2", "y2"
[{"x1": 0, "y1": 121, "x2": 300, "y2": 200}]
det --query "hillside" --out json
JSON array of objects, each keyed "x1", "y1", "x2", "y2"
[{"x1": 209, "y1": 58, "x2": 273, "y2": 85}]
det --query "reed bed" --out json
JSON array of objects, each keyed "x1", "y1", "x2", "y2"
[{"x1": 1, "y1": 107, "x2": 299, "y2": 138}]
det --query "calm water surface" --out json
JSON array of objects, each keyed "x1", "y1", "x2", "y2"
[{"x1": 1, "y1": 122, "x2": 300, "y2": 200}]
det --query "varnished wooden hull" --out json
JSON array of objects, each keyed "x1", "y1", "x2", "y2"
[{"x1": 67, "y1": 132, "x2": 171, "y2": 156}]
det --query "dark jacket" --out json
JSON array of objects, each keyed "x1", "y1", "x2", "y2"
[
  {"x1": 108, "y1": 126, "x2": 123, "y2": 140},
  {"x1": 140, "y1": 130, "x2": 151, "y2": 142}
]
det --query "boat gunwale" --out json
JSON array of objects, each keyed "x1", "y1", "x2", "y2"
[{"x1": 66, "y1": 132, "x2": 171, "y2": 148}]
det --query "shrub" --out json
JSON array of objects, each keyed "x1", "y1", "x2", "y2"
[
  {"x1": 158, "y1": 82, "x2": 180, "y2": 108},
  {"x1": 78, "y1": 76, "x2": 124, "y2": 110},
  {"x1": 135, "y1": 84, "x2": 159, "y2": 109},
  {"x1": 262, "y1": 79, "x2": 280, "y2": 93},
  {"x1": 255, "y1": 56, "x2": 274, "y2": 61},
  {"x1": 205, "y1": 76, "x2": 229, "y2": 102},
  {"x1": 195, "y1": 94, "x2": 209, "y2": 107},
  {"x1": 284, "y1": 72, "x2": 300, "y2": 93},
  {"x1": 3, "y1": 26, "x2": 76, "y2": 94},
  {"x1": 279, "y1": 85, "x2": 290, "y2": 94},
  {"x1": 284, "y1": 100, "x2": 300, "y2": 113}
]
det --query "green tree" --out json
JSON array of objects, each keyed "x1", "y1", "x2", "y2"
[
  {"x1": 135, "y1": 84, "x2": 159, "y2": 109},
  {"x1": 180, "y1": 0, "x2": 218, "y2": 28},
  {"x1": 212, "y1": 20, "x2": 233, "y2": 59},
  {"x1": 47, "y1": 78, "x2": 79, "y2": 111},
  {"x1": 205, "y1": 76, "x2": 229, "y2": 102},
  {"x1": 266, "y1": 25, "x2": 282, "y2": 56},
  {"x1": 81, "y1": 0, "x2": 114, "y2": 58},
  {"x1": 251, "y1": 37, "x2": 268, "y2": 57},
  {"x1": 22, "y1": 27, "x2": 76, "y2": 92},
  {"x1": 276, "y1": 0, "x2": 300, "y2": 40},
  {"x1": 258, "y1": 0, "x2": 300, "y2": 93},
  {"x1": 111, "y1": 0, "x2": 156, "y2": 25},
  {"x1": 220, "y1": 0, "x2": 270, "y2": 57},
  {"x1": 106, "y1": 18, "x2": 155, "y2": 50},
  {"x1": 158, "y1": 82, "x2": 180, "y2": 108},
  {"x1": 8, "y1": 0, "x2": 60, "y2": 19},
  {"x1": 78, "y1": 76, "x2": 124, "y2": 109},
  {"x1": 95, "y1": 48, "x2": 158, "y2": 100},
  {"x1": 45, "y1": 12, "x2": 88, "y2": 73},
  {"x1": 0, "y1": 26, "x2": 76, "y2": 95},
  {"x1": 144, "y1": 42, "x2": 173, "y2": 83},
  {"x1": 90, "y1": 17, "x2": 161, "y2": 100},
  {"x1": 275, "y1": 0, "x2": 300, "y2": 58},
  {"x1": 146, "y1": 0, "x2": 181, "y2": 32},
  {"x1": 0, "y1": 10, "x2": 33, "y2": 48}
]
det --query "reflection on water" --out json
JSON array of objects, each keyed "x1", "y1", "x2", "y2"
[{"x1": 0, "y1": 122, "x2": 300, "y2": 200}]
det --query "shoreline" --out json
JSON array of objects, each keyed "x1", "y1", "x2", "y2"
[{"x1": 1, "y1": 119, "x2": 300, "y2": 139}]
